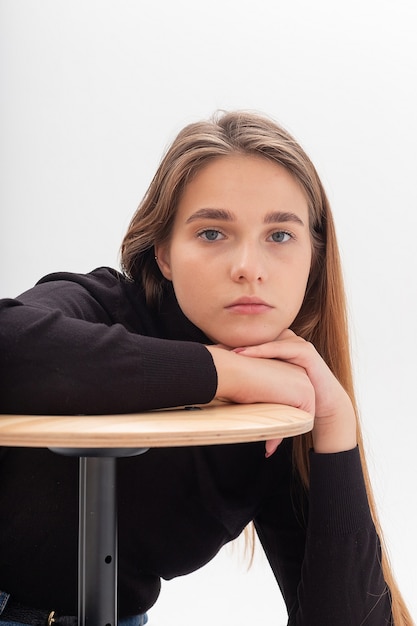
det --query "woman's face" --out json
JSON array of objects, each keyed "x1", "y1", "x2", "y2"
[{"x1": 156, "y1": 154, "x2": 312, "y2": 348}]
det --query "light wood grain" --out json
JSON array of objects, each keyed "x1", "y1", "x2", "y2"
[{"x1": 0, "y1": 403, "x2": 313, "y2": 448}]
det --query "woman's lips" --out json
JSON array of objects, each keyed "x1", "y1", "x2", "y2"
[{"x1": 225, "y1": 298, "x2": 273, "y2": 314}]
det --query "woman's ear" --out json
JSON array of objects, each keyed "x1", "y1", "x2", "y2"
[{"x1": 154, "y1": 242, "x2": 173, "y2": 281}]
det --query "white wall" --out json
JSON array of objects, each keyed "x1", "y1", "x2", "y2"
[{"x1": 1, "y1": 1, "x2": 416, "y2": 623}]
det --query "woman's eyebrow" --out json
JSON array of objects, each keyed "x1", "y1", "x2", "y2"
[
  {"x1": 264, "y1": 211, "x2": 305, "y2": 226},
  {"x1": 186, "y1": 208, "x2": 305, "y2": 226},
  {"x1": 186, "y1": 208, "x2": 235, "y2": 223}
]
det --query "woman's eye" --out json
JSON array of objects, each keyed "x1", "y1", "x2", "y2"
[
  {"x1": 269, "y1": 231, "x2": 292, "y2": 243},
  {"x1": 198, "y1": 229, "x2": 224, "y2": 241}
]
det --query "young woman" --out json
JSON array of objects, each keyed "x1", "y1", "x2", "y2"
[{"x1": 0, "y1": 111, "x2": 413, "y2": 625}]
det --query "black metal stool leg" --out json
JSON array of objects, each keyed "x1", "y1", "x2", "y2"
[
  {"x1": 51, "y1": 447, "x2": 148, "y2": 626},
  {"x1": 79, "y1": 456, "x2": 117, "y2": 626}
]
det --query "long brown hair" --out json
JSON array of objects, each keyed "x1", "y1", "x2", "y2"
[{"x1": 121, "y1": 111, "x2": 412, "y2": 624}]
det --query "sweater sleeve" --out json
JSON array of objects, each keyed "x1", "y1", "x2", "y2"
[
  {"x1": 0, "y1": 272, "x2": 217, "y2": 415},
  {"x1": 255, "y1": 447, "x2": 393, "y2": 625}
]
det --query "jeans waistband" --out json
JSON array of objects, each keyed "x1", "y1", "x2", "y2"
[
  {"x1": 0, "y1": 599, "x2": 75, "y2": 626},
  {"x1": 0, "y1": 595, "x2": 147, "y2": 626}
]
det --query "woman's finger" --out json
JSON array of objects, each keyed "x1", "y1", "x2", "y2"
[
  {"x1": 265, "y1": 437, "x2": 283, "y2": 458},
  {"x1": 234, "y1": 335, "x2": 314, "y2": 367}
]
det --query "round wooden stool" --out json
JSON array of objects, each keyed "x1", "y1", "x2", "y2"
[{"x1": 0, "y1": 403, "x2": 313, "y2": 626}]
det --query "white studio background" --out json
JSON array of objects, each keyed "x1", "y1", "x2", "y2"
[{"x1": 1, "y1": 1, "x2": 416, "y2": 623}]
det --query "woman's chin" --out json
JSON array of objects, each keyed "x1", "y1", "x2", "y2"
[{"x1": 211, "y1": 332, "x2": 279, "y2": 349}]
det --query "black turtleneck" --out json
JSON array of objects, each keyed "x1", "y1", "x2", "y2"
[{"x1": 0, "y1": 268, "x2": 392, "y2": 624}]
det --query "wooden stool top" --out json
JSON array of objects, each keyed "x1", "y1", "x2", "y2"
[{"x1": 0, "y1": 403, "x2": 313, "y2": 449}]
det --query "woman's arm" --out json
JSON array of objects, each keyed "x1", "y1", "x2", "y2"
[
  {"x1": 0, "y1": 273, "x2": 217, "y2": 414},
  {"x1": 255, "y1": 445, "x2": 392, "y2": 625},
  {"x1": 219, "y1": 330, "x2": 391, "y2": 624}
]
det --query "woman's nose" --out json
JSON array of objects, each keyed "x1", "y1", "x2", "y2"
[{"x1": 230, "y1": 242, "x2": 267, "y2": 283}]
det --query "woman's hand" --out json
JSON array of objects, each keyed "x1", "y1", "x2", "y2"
[
  {"x1": 206, "y1": 341, "x2": 315, "y2": 412},
  {"x1": 231, "y1": 329, "x2": 357, "y2": 454},
  {"x1": 206, "y1": 340, "x2": 316, "y2": 457}
]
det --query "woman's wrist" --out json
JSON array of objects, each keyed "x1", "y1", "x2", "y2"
[
  {"x1": 312, "y1": 401, "x2": 357, "y2": 454},
  {"x1": 205, "y1": 345, "x2": 241, "y2": 402}
]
